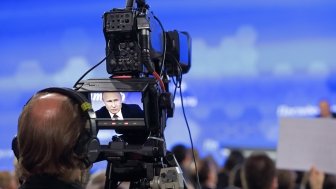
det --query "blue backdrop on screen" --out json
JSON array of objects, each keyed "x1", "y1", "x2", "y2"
[{"x1": 1, "y1": 0, "x2": 336, "y2": 170}]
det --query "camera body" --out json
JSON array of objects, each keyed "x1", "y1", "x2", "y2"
[{"x1": 76, "y1": 0, "x2": 191, "y2": 188}]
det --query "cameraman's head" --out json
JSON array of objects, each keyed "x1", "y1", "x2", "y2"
[
  {"x1": 102, "y1": 92, "x2": 122, "y2": 114},
  {"x1": 17, "y1": 91, "x2": 89, "y2": 182}
]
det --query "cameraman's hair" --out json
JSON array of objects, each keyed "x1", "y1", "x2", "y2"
[
  {"x1": 242, "y1": 153, "x2": 276, "y2": 189},
  {"x1": 17, "y1": 92, "x2": 87, "y2": 180}
]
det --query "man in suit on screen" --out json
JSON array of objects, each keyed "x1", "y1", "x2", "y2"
[{"x1": 95, "y1": 92, "x2": 144, "y2": 119}]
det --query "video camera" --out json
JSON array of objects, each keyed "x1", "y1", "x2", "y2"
[{"x1": 75, "y1": 0, "x2": 192, "y2": 188}]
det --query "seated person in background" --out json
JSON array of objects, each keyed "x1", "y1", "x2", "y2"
[
  {"x1": 241, "y1": 153, "x2": 277, "y2": 189},
  {"x1": 323, "y1": 174, "x2": 336, "y2": 189},
  {"x1": 15, "y1": 91, "x2": 94, "y2": 189},
  {"x1": 95, "y1": 92, "x2": 144, "y2": 119},
  {"x1": 198, "y1": 157, "x2": 218, "y2": 189},
  {"x1": 299, "y1": 166, "x2": 336, "y2": 189},
  {"x1": 217, "y1": 150, "x2": 245, "y2": 189},
  {"x1": 277, "y1": 169, "x2": 296, "y2": 189},
  {"x1": 227, "y1": 165, "x2": 243, "y2": 189},
  {"x1": 171, "y1": 144, "x2": 196, "y2": 189}
]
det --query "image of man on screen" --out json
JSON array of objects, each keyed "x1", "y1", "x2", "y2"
[{"x1": 95, "y1": 92, "x2": 144, "y2": 119}]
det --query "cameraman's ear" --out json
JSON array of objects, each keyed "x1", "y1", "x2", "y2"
[{"x1": 12, "y1": 136, "x2": 19, "y2": 159}]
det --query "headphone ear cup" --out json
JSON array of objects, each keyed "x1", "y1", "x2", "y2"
[
  {"x1": 86, "y1": 138, "x2": 100, "y2": 163},
  {"x1": 74, "y1": 132, "x2": 100, "y2": 166},
  {"x1": 12, "y1": 136, "x2": 19, "y2": 159},
  {"x1": 74, "y1": 132, "x2": 89, "y2": 156}
]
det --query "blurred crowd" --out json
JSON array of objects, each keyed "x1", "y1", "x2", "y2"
[
  {"x1": 169, "y1": 144, "x2": 336, "y2": 189},
  {"x1": 2, "y1": 145, "x2": 335, "y2": 189}
]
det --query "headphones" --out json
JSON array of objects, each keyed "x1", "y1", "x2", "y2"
[{"x1": 12, "y1": 87, "x2": 100, "y2": 166}]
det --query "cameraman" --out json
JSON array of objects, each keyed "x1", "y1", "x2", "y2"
[{"x1": 15, "y1": 91, "x2": 91, "y2": 189}]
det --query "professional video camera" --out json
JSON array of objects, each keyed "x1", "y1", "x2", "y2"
[{"x1": 74, "y1": 0, "x2": 192, "y2": 188}]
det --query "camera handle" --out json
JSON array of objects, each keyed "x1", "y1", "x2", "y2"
[
  {"x1": 126, "y1": 0, "x2": 148, "y2": 10},
  {"x1": 125, "y1": 0, "x2": 134, "y2": 10}
]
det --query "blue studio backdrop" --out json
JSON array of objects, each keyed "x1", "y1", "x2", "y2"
[{"x1": 1, "y1": 0, "x2": 336, "y2": 171}]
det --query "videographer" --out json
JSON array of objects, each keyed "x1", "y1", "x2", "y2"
[
  {"x1": 14, "y1": 90, "x2": 94, "y2": 189},
  {"x1": 95, "y1": 92, "x2": 144, "y2": 119}
]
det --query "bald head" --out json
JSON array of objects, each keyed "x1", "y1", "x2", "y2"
[
  {"x1": 17, "y1": 91, "x2": 87, "y2": 179},
  {"x1": 29, "y1": 93, "x2": 73, "y2": 123}
]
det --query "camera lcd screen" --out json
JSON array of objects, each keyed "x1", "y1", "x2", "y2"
[
  {"x1": 88, "y1": 91, "x2": 146, "y2": 144},
  {"x1": 90, "y1": 91, "x2": 145, "y2": 128}
]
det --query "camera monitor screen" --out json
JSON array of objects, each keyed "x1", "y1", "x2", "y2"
[
  {"x1": 78, "y1": 77, "x2": 160, "y2": 144},
  {"x1": 89, "y1": 91, "x2": 145, "y2": 143}
]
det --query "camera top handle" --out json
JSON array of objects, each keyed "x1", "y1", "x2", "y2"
[
  {"x1": 126, "y1": 0, "x2": 149, "y2": 10},
  {"x1": 125, "y1": 0, "x2": 134, "y2": 10}
]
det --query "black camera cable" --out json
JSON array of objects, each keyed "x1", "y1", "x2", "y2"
[{"x1": 178, "y1": 74, "x2": 202, "y2": 189}]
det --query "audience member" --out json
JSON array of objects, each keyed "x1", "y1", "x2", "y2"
[
  {"x1": 171, "y1": 144, "x2": 195, "y2": 189},
  {"x1": 323, "y1": 174, "x2": 336, "y2": 189},
  {"x1": 227, "y1": 164, "x2": 243, "y2": 189},
  {"x1": 298, "y1": 166, "x2": 336, "y2": 189},
  {"x1": 277, "y1": 169, "x2": 296, "y2": 189},
  {"x1": 217, "y1": 150, "x2": 245, "y2": 189},
  {"x1": 241, "y1": 153, "x2": 277, "y2": 189},
  {"x1": 199, "y1": 157, "x2": 218, "y2": 189}
]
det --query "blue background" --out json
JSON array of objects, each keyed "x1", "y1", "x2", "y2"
[{"x1": 1, "y1": 0, "x2": 336, "y2": 171}]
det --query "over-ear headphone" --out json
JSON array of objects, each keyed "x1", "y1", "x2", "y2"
[{"x1": 12, "y1": 87, "x2": 100, "y2": 166}]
